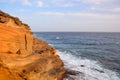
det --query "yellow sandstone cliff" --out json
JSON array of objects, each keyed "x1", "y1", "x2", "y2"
[{"x1": 0, "y1": 10, "x2": 65, "y2": 80}]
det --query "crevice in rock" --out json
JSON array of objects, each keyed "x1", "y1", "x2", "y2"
[{"x1": 25, "y1": 34, "x2": 27, "y2": 50}]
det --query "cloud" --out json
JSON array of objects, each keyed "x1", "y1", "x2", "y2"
[
  {"x1": 82, "y1": 0, "x2": 107, "y2": 4},
  {"x1": 0, "y1": 0, "x2": 32, "y2": 6},
  {"x1": 37, "y1": 11, "x2": 120, "y2": 20},
  {"x1": 67, "y1": 12, "x2": 120, "y2": 19},
  {"x1": 37, "y1": 0, "x2": 43, "y2": 7},
  {"x1": 48, "y1": 0, "x2": 107, "y2": 6},
  {"x1": 21, "y1": 0, "x2": 31, "y2": 6},
  {"x1": 40, "y1": 0, "x2": 80, "y2": 7},
  {"x1": 90, "y1": 6, "x2": 120, "y2": 13},
  {"x1": 111, "y1": 7, "x2": 120, "y2": 12},
  {"x1": 38, "y1": 12, "x2": 65, "y2": 16},
  {"x1": 59, "y1": 3, "x2": 77, "y2": 7},
  {"x1": 77, "y1": 0, "x2": 119, "y2": 5},
  {"x1": 34, "y1": 11, "x2": 120, "y2": 32}
]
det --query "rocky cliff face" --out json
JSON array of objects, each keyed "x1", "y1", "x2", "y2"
[
  {"x1": 0, "y1": 10, "x2": 33, "y2": 55},
  {"x1": 0, "y1": 10, "x2": 65, "y2": 80}
]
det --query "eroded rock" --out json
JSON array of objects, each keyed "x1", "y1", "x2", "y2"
[{"x1": 0, "y1": 10, "x2": 65, "y2": 80}]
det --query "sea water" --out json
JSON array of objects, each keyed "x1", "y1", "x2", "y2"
[{"x1": 34, "y1": 32, "x2": 120, "y2": 80}]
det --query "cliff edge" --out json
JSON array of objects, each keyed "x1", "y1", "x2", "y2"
[{"x1": 0, "y1": 10, "x2": 65, "y2": 80}]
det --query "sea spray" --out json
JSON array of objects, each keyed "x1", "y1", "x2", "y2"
[{"x1": 57, "y1": 51, "x2": 120, "y2": 80}]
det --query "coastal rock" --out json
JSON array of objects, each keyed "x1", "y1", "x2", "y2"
[
  {"x1": 0, "y1": 62, "x2": 23, "y2": 80},
  {"x1": 0, "y1": 10, "x2": 33, "y2": 55},
  {"x1": 0, "y1": 10, "x2": 65, "y2": 80},
  {"x1": 63, "y1": 69, "x2": 85, "y2": 80}
]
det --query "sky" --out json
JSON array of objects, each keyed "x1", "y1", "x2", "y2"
[{"x1": 0, "y1": 0, "x2": 120, "y2": 32}]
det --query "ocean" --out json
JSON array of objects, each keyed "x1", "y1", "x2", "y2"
[{"x1": 34, "y1": 32, "x2": 120, "y2": 80}]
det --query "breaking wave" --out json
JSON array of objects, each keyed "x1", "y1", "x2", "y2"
[{"x1": 57, "y1": 51, "x2": 120, "y2": 80}]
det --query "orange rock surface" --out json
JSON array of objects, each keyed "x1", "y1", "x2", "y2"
[{"x1": 0, "y1": 10, "x2": 65, "y2": 80}]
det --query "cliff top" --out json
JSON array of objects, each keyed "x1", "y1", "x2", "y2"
[{"x1": 0, "y1": 10, "x2": 30, "y2": 30}]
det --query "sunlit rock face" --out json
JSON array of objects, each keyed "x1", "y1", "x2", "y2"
[
  {"x1": 0, "y1": 10, "x2": 65, "y2": 80},
  {"x1": 0, "y1": 10, "x2": 33, "y2": 55}
]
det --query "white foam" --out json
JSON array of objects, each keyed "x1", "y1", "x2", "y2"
[
  {"x1": 57, "y1": 51, "x2": 120, "y2": 80},
  {"x1": 56, "y1": 36, "x2": 60, "y2": 39},
  {"x1": 48, "y1": 44, "x2": 54, "y2": 46}
]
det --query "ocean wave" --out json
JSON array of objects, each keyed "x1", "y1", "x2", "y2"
[{"x1": 57, "y1": 51, "x2": 120, "y2": 80}]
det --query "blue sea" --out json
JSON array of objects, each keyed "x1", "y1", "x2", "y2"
[{"x1": 34, "y1": 32, "x2": 120, "y2": 80}]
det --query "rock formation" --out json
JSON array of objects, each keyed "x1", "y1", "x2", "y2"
[{"x1": 0, "y1": 10, "x2": 65, "y2": 80}]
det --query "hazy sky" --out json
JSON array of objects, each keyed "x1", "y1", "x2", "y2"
[{"x1": 0, "y1": 0, "x2": 120, "y2": 32}]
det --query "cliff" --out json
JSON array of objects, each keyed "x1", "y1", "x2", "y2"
[{"x1": 0, "y1": 10, "x2": 65, "y2": 80}]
